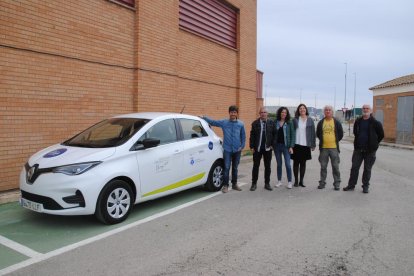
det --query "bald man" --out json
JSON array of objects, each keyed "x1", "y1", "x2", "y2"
[{"x1": 343, "y1": 104, "x2": 384, "y2": 193}]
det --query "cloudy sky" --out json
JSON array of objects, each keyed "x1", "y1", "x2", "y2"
[{"x1": 257, "y1": 0, "x2": 414, "y2": 110}]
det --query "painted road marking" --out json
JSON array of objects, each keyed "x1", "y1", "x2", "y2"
[
  {"x1": 0, "y1": 182, "x2": 246, "y2": 275},
  {"x1": 0, "y1": 236, "x2": 42, "y2": 258}
]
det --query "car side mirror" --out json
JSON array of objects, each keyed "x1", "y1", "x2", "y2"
[
  {"x1": 130, "y1": 138, "x2": 160, "y2": 151},
  {"x1": 142, "y1": 138, "x2": 160, "y2": 149}
]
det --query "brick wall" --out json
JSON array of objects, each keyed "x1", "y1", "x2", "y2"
[
  {"x1": 0, "y1": 0, "x2": 135, "y2": 191},
  {"x1": 374, "y1": 92, "x2": 414, "y2": 143},
  {"x1": 0, "y1": 0, "x2": 258, "y2": 192}
]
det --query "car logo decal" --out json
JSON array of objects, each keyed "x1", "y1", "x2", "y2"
[
  {"x1": 208, "y1": 141, "x2": 213, "y2": 150},
  {"x1": 43, "y1": 148, "x2": 67, "y2": 158},
  {"x1": 26, "y1": 164, "x2": 39, "y2": 184}
]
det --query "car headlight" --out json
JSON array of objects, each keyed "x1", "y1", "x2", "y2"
[{"x1": 53, "y1": 162, "x2": 102, "y2": 176}]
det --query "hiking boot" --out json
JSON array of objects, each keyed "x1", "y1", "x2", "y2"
[{"x1": 232, "y1": 184, "x2": 242, "y2": 191}]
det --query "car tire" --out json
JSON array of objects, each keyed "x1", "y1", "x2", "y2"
[
  {"x1": 204, "y1": 160, "x2": 224, "y2": 191},
  {"x1": 95, "y1": 180, "x2": 134, "y2": 224}
]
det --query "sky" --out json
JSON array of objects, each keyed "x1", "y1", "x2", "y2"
[{"x1": 257, "y1": 0, "x2": 414, "y2": 111}]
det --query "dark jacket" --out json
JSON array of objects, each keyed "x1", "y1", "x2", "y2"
[
  {"x1": 316, "y1": 117, "x2": 344, "y2": 152},
  {"x1": 353, "y1": 115, "x2": 384, "y2": 151},
  {"x1": 292, "y1": 117, "x2": 316, "y2": 148},
  {"x1": 249, "y1": 118, "x2": 276, "y2": 151},
  {"x1": 275, "y1": 119, "x2": 296, "y2": 148}
]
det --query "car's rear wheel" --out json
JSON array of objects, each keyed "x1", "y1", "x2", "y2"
[
  {"x1": 205, "y1": 160, "x2": 224, "y2": 191},
  {"x1": 95, "y1": 180, "x2": 133, "y2": 224}
]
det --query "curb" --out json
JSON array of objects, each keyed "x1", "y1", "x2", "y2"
[{"x1": 0, "y1": 189, "x2": 19, "y2": 205}]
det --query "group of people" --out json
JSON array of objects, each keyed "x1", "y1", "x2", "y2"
[{"x1": 203, "y1": 103, "x2": 384, "y2": 194}]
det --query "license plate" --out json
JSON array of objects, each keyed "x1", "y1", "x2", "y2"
[{"x1": 20, "y1": 198, "x2": 44, "y2": 212}]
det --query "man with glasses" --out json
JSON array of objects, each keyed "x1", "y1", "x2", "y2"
[
  {"x1": 249, "y1": 107, "x2": 276, "y2": 191},
  {"x1": 316, "y1": 105, "x2": 344, "y2": 190},
  {"x1": 343, "y1": 104, "x2": 384, "y2": 193}
]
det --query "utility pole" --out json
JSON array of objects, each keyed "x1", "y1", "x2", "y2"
[{"x1": 344, "y1": 62, "x2": 348, "y2": 109}]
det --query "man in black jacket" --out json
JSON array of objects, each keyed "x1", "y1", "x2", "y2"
[
  {"x1": 249, "y1": 107, "x2": 276, "y2": 191},
  {"x1": 343, "y1": 104, "x2": 384, "y2": 193}
]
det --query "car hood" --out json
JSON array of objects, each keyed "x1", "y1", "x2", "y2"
[{"x1": 28, "y1": 144, "x2": 116, "y2": 168}]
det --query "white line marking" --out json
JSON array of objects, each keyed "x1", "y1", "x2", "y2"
[
  {"x1": 0, "y1": 235, "x2": 42, "y2": 258},
  {"x1": 0, "y1": 183, "x2": 246, "y2": 275}
]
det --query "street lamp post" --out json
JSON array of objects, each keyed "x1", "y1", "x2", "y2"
[
  {"x1": 353, "y1": 73, "x2": 356, "y2": 120},
  {"x1": 344, "y1": 62, "x2": 347, "y2": 109}
]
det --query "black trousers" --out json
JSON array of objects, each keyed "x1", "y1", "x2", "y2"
[
  {"x1": 348, "y1": 149, "x2": 377, "y2": 188},
  {"x1": 252, "y1": 149, "x2": 272, "y2": 185}
]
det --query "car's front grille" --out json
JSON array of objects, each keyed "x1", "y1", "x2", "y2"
[{"x1": 21, "y1": 190, "x2": 63, "y2": 210}]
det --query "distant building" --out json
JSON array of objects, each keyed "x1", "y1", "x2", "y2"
[{"x1": 370, "y1": 74, "x2": 414, "y2": 145}]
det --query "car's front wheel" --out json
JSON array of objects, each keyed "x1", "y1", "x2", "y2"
[
  {"x1": 95, "y1": 180, "x2": 133, "y2": 224},
  {"x1": 204, "y1": 160, "x2": 224, "y2": 191}
]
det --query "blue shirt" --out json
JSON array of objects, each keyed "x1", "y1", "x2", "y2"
[{"x1": 203, "y1": 116, "x2": 246, "y2": 153}]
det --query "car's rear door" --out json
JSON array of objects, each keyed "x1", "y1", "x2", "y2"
[{"x1": 178, "y1": 118, "x2": 212, "y2": 183}]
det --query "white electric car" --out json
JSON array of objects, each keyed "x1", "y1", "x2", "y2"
[{"x1": 20, "y1": 113, "x2": 224, "y2": 224}]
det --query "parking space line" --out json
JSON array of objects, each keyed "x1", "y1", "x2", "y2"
[
  {"x1": 0, "y1": 183, "x2": 246, "y2": 275},
  {"x1": 0, "y1": 235, "x2": 42, "y2": 258}
]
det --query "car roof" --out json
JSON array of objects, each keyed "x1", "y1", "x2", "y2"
[{"x1": 112, "y1": 112, "x2": 198, "y2": 120}]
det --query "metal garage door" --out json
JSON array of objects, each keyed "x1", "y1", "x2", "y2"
[{"x1": 396, "y1": 96, "x2": 414, "y2": 145}]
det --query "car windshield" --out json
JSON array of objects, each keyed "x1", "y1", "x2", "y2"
[{"x1": 63, "y1": 118, "x2": 150, "y2": 148}]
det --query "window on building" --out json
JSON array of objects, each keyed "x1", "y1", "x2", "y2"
[
  {"x1": 179, "y1": 0, "x2": 238, "y2": 49},
  {"x1": 116, "y1": 0, "x2": 134, "y2": 7},
  {"x1": 376, "y1": 98, "x2": 384, "y2": 107}
]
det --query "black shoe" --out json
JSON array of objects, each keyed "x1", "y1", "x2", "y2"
[
  {"x1": 293, "y1": 182, "x2": 299, "y2": 187},
  {"x1": 299, "y1": 182, "x2": 306, "y2": 187},
  {"x1": 250, "y1": 184, "x2": 257, "y2": 191},
  {"x1": 343, "y1": 186, "x2": 355, "y2": 191},
  {"x1": 334, "y1": 187, "x2": 340, "y2": 191},
  {"x1": 362, "y1": 187, "x2": 369, "y2": 193},
  {"x1": 317, "y1": 185, "x2": 325, "y2": 189},
  {"x1": 264, "y1": 184, "x2": 273, "y2": 191}
]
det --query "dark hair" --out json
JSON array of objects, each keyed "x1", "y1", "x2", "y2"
[
  {"x1": 228, "y1": 105, "x2": 239, "y2": 113},
  {"x1": 276, "y1": 106, "x2": 291, "y2": 121},
  {"x1": 295, "y1": 103, "x2": 309, "y2": 117}
]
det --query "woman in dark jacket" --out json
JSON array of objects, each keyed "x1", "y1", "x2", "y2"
[
  {"x1": 291, "y1": 104, "x2": 316, "y2": 187},
  {"x1": 274, "y1": 107, "x2": 295, "y2": 189}
]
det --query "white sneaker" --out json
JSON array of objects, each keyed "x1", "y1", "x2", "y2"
[
  {"x1": 287, "y1": 182, "x2": 293, "y2": 189},
  {"x1": 275, "y1": 181, "x2": 282, "y2": 188}
]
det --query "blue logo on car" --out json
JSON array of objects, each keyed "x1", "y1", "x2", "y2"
[
  {"x1": 43, "y1": 148, "x2": 67, "y2": 158},
  {"x1": 208, "y1": 141, "x2": 213, "y2": 150}
]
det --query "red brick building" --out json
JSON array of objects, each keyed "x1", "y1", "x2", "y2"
[
  {"x1": 0, "y1": 0, "x2": 261, "y2": 192},
  {"x1": 370, "y1": 74, "x2": 414, "y2": 145}
]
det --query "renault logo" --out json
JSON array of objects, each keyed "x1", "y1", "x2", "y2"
[{"x1": 27, "y1": 165, "x2": 38, "y2": 184}]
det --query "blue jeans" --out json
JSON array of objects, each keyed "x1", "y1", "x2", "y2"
[
  {"x1": 274, "y1": 143, "x2": 292, "y2": 182},
  {"x1": 223, "y1": 150, "x2": 241, "y2": 186}
]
